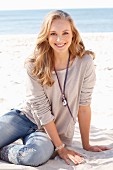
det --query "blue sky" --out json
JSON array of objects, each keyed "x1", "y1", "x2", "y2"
[{"x1": 0, "y1": 0, "x2": 113, "y2": 10}]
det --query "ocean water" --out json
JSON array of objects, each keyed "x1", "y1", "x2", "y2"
[{"x1": 0, "y1": 8, "x2": 113, "y2": 35}]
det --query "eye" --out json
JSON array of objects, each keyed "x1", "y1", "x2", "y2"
[
  {"x1": 63, "y1": 32, "x2": 69, "y2": 35},
  {"x1": 50, "y1": 32, "x2": 57, "y2": 36}
]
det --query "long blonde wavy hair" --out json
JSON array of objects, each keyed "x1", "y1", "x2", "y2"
[{"x1": 28, "y1": 10, "x2": 95, "y2": 87}]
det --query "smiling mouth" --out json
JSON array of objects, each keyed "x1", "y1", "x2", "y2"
[{"x1": 55, "y1": 43, "x2": 66, "y2": 47}]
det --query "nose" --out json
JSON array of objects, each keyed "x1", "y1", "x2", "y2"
[{"x1": 56, "y1": 36, "x2": 62, "y2": 42}]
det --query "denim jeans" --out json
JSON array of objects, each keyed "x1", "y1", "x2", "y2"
[{"x1": 0, "y1": 109, "x2": 54, "y2": 166}]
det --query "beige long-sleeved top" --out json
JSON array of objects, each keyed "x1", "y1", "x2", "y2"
[{"x1": 20, "y1": 54, "x2": 96, "y2": 146}]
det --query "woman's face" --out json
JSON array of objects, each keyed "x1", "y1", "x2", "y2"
[{"x1": 48, "y1": 19, "x2": 73, "y2": 54}]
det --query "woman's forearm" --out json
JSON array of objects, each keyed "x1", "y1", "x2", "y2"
[
  {"x1": 43, "y1": 120, "x2": 63, "y2": 148},
  {"x1": 78, "y1": 105, "x2": 91, "y2": 150},
  {"x1": 44, "y1": 121, "x2": 85, "y2": 165}
]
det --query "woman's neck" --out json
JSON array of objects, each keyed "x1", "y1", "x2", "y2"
[{"x1": 54, "y1": 51, "x2": 70, "y2": 71}]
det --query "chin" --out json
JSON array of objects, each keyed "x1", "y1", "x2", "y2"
[{"x1": 54, "y1": 46, "x2": 69, "y2": 53}]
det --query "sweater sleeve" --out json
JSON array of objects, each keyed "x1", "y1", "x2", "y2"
[
  {"x1": 25, "y1": 62, "x2": 54, "y2": 126},
  {"x1": 79, "y1": 57, "x2": 96, "y2": 106}
]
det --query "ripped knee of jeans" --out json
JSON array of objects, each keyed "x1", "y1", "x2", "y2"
[{"x1": 17, "y1": 146, "x2": 37, "y2": 166}]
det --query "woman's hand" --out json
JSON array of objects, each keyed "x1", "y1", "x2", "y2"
[
  {"x1": 85, "y1": 145, "x2": 111, "y2": 152},
  {"x1": 57, "y1": 147, "x2": 85, "y2": 165}
]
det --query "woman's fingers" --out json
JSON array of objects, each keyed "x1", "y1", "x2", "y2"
[
  {"x1": 64, "y1": 158, "x2": 70, "y2": 165},
  {"x1": 98, "y1": 146, "x2": 111, "y2": 151},
  {"x1": 73, "y1": 151, "x2": 83, "y2": 157},
  {"x1": 88, "y1": 145, "x2": 111, "y2": 152},
  {"x1": 68, "y1": 154, "x2": 85, "y2": 165},
  {"x1": 58, "y1": 148, "x2": 85, "y2": 165}
]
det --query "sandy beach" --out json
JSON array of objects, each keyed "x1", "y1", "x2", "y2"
[{"x1": 0, "y1": 33, "x2": 113, "y2": 170}]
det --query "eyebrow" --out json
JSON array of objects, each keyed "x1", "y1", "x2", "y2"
[{"x1": 49, "y1": 29, "x2": 70, "y2": 32}]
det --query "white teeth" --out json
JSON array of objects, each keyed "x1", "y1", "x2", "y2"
[{"x1": 56, "y1": 44, "x2": 65, "y2": 47}]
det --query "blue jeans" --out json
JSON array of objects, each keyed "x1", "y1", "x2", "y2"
[{"x1": 0, "y1": 109, "x2": 54, "y2": 166}]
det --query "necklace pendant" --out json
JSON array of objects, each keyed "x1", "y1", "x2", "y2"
[{"x1": 62, "y1": 96, "x2": 67, "y2": 106}]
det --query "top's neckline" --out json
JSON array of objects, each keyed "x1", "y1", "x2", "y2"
[{"x1": 52, "y1": 56, "x2": 77, "y2": 74}]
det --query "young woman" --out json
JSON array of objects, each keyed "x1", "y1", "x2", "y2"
[{"x1": 0, "y1": 10, "x2": 110, "y2": 167}]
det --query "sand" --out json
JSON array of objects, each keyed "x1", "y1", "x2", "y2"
[{"x1": 0, "y1": 33, "x2": 113, "y2": 170}]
